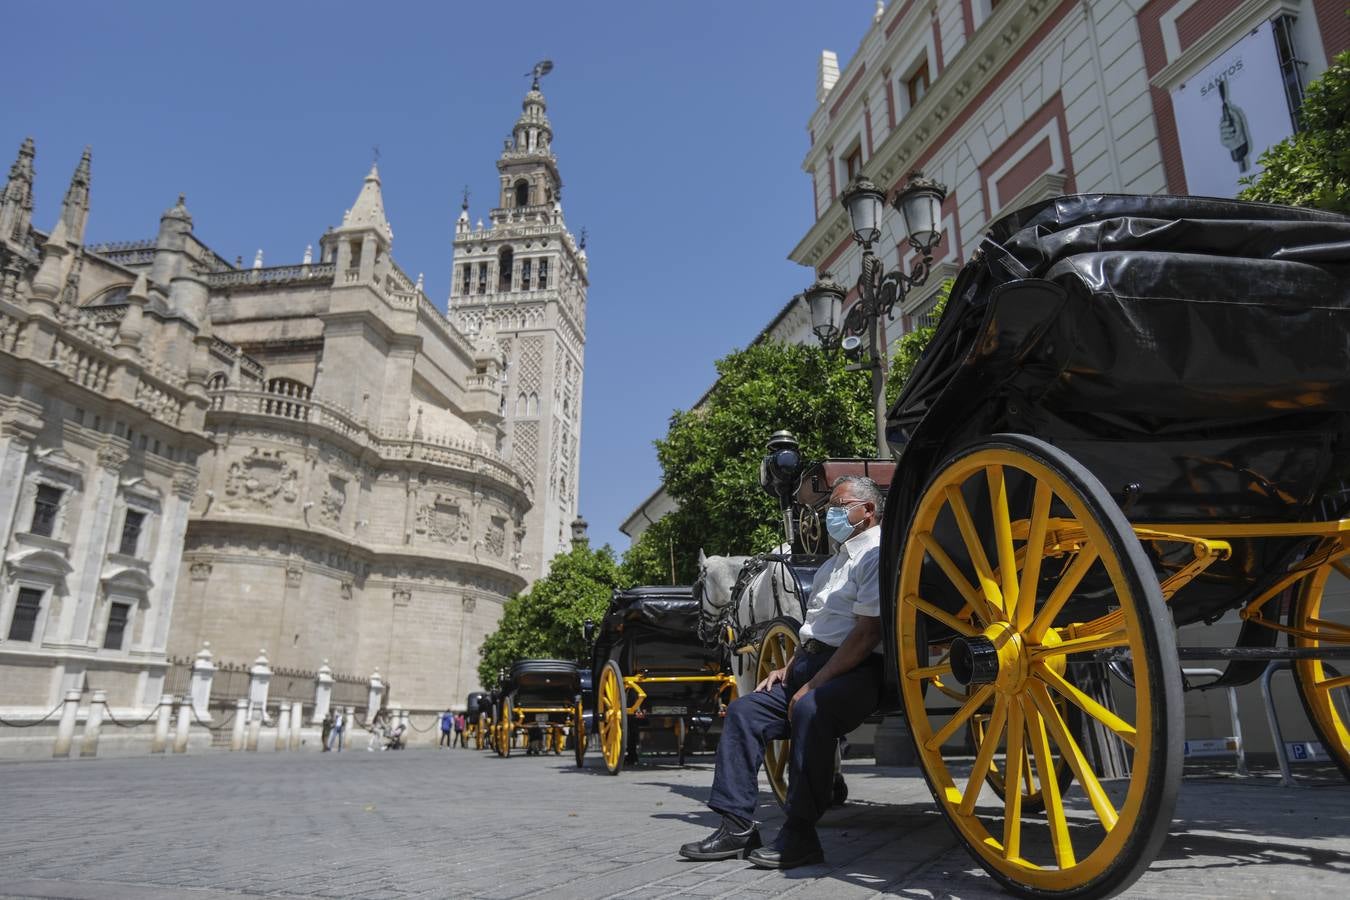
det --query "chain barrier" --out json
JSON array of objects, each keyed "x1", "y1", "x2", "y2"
[
  {"x1": 102, "y1": 700, "x2": 167, "y2": 729},
  {"x1": 191, "y1": 704, "x2": 236, "y2": 731},
  {"x1": 405, "y1": 714, "x2": 438, "y2": 733},
  {"x1": 0, "y1": 702, "x2": 65, "y2": 728}
]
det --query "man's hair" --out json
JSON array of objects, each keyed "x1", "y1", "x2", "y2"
[{"x1": 831, "y1": 474, "x2": 883, "y2": 513}]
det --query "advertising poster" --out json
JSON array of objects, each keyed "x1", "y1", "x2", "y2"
[{"x1": 1170, "y1": 20, "x2": 1296, "y2": 199}]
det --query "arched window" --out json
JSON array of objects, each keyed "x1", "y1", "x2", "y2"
[
  {"x1": 527, "y1": 393, "x2": 539, "y2": 416},
  {"x1": 498, "y1": 246, "x2": 514, "y2": 292},
  {"x1": 514, "y1": 179, "x2": 530, "y2": 208},
  {"x1": 207, "y1": 372, "x2": 228, "y2": 391},
  {"x1": 89, "y1": 285, "x2": 131, "y2": 306},
  {"x1": 516, "y1": 393, "x2": 527, "y2": 416}
]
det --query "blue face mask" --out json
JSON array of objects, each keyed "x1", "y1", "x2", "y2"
[{"x1": 825, "y1": 503, "x2": 860, "y2": 542}]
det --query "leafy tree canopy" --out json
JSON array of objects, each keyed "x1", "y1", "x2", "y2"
[
  {"x1": 1239, "y1": 50, "x2": 1350, "y2": 213},
  {"x1": 622, "y1": 341, "x2": 875, "y2": 584},
  {"x1": 476, "y1": 543, "x2": 624, "y2": 689},
  {"x1": 887, "y1": 283, "x2": 950, "y2": 406}
]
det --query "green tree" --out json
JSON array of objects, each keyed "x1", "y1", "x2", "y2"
[
  {"x1": 477, "y1": 543, "x2": 625, "y2": 689},
  {"x1": 622, "y1": 341, "x2": 875, "y2": 585},
  {"x1": 887, "y1": 283, "x2": 950, "y2": 406},
  {"x1": 1239, "y1": 50, "x2": 1350, "y2": 213}
]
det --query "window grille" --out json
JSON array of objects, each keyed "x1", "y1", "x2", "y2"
[
  {"x1": 31, "y1": 484, "x2": 61, "y2": 537},
  {"x1": 103, "y1": 602, "x2": 131, "y2": 650},
  {"x1": 8, "y1": 588, "x2": 42, "y2": 642}
]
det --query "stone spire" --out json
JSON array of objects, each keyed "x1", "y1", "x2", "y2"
[
  {"x1": 0, "y1": 137, "x2": 36, "y2": 246},
  {"x1": 343, "y1": 163, "x2": 392, "y2": 244},
  {"x1": 57, "y1": 147, "x2": 92, "y2": 246}
]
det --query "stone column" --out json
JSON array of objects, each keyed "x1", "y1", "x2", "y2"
[
  {"x1": 189, "y1": 642, "x2": 215, "y2": 722},
  {"x1": 229, "y1": 697, "x2": 247, "y2": 751},
  {"x1": 345, "y1": 706, "x2": 355, "y2": 751},
  {"x1": 247, "y1": 649, "x2": 272, "y2": 724},
  {"x1": 312, "y1": 660, "x2": 333, "y2": 725},
  {"x1": 151, "y1": 693, "x2": 172, "y2": 753},
  {"x1": 275, "y1": 703, "x2": 290, "y2": 752},
  {"x1": 290, "y1": 700, "x2": 303, "y2": 750},
  {"x1": 173, "y1": 696, "x2": 190, "y2": 753},
  {"x1": 79, "y1": 689, "x2": 107, "y2": 758},
  {"x1": 52, "y1": 689, "x2": 81, "y2": 758},
  {"x1": 366, "y1": 669, "x2": 384, "y2": 720},
  {"x1": 65, "y1": 446, "x2": 126, "y2": 644},
  {"x1": 246, "y1": 711, "x2": 262, "y2": 752}
]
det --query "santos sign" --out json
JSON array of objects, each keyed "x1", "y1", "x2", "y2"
[{"x1": 1170, "y1": 21, "x2": 1297, "y2": 199}]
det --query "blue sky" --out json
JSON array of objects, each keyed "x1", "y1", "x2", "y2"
[{"x1": 3, "y1": 0, "x2": 872, "y2": 554}]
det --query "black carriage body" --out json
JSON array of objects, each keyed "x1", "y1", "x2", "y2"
[
  {"x1": 884, "y1": 194, "x2": 1350, "y2": 639},
  {"x1": 465, "y1": 691, "x2": 492, "y2": 720},
  {"x1": 505, "y1": 659, "x2": 581, "y2": 711},
  {"x1": 592, "y1": 586, "x2": 730, "y2": 715}
]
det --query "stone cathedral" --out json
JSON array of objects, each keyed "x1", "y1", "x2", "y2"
[{"x1": 0, "y1": 76, "x2": 586, "y2": 736}]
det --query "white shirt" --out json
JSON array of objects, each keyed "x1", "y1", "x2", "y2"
[{"x1": 798, "y1": 525, "x2": 882, "y2": 652}]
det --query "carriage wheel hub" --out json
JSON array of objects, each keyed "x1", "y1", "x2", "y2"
[{"x1": 951, "y1": 622, "x2": 1028, "y2": 691}]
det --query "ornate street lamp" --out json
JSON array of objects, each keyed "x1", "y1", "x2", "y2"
[{"x1": 804, "y1": 172, "x2": 947, "y2": 456}]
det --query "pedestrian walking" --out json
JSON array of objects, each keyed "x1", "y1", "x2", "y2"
[
  {"x1": 439, "y1": 709, "x2": 454, "y2": 747},
  {"x1": 453, "y1": 711, "x2": 467, "y2": 747},
  {"x1": 327, "y1": 708, "x2": 345, "y2": 752},
  {"x1": 321, "y1": 710, "x2": 334, "y2": 751}
]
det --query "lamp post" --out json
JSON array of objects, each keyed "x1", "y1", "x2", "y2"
[{"x1": 803, "y1": 172, "x2": 947, "y2": 457}]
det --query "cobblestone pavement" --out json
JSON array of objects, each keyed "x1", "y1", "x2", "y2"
[{"x1": 1, "y1": 748, "x2": 1347, "y2": 899}]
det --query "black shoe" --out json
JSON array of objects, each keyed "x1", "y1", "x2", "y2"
[
  {"x1": 746, "y1": 825, "x2": 824, "y2": 870},
  {"x1": 678, "y1": 818, "x2": 762, "y2": 861}
]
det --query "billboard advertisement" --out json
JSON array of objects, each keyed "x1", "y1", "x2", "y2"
[{"x1": 1170, "y1": 20, "x2": 1297, "y2": 199}]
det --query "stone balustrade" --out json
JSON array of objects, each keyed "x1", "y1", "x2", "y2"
[{"x1": 204, "y1": 262, "x2": 336, "y2": 289}]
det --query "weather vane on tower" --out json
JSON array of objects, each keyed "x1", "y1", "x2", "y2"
[{"x1": 527, "y1": 59, "x2": 554, "y2": 90}]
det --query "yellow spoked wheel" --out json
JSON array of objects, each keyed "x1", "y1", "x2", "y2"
[
  {"x1": 599, "y1": 659, "x2": 628, "y2": 775},
  {"x1": 476, "y1": 714, "x2": 487, "y2": 750},
  {"x1": 573, "y1": 698, "x2": 587, "y2": 768},
  {"x1": 969, "y1": 686, "x2": 1078, "y2": 813},
  {"x1": 1289, "y1": 564, "x2": 1350, "y2": 780},
  {"x1": 896, "y1": 435, "x2": 1181, "y2": 899},
  {"x1": 552, "y1": 725, "x2": 566, "y2": 755},
  {"x1": 497, "y1": 699, "x2": 513, "y2": 758},
  {"x1": 757, "y1": 617, "x2": 800, "y2": 806}
]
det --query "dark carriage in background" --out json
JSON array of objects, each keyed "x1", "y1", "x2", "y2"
[
  {"x1": 492, "y1": 659, "x2": 586, "y2": 764},
  {"x1": 586, "y1": 585, "x2": 738, "y2": 774},
  {"x1": 464, "y1": 691, "x2": 492, "y2": 749},
  {"x1": 869, "y1": 194, "x2": 1350, "y2": 898}
]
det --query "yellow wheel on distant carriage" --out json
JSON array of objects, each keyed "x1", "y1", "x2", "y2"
[
  {"x1": 756, "y1": 618, "x2": 800, "y2": 806},
  {"x1": 598, "y1": 659, "x2": 628, "y2": 775},
  {"x1": 497, "y1": 699, "x2": 513, "y2": 758},
  {"x1": 1290, "y1": 564, "x2": 1350, "y2": 780},
  {"x1": 573, "y1": 698, "x2": 587, "y2": 768},
  {"x1": 476, "y1": 714, "x2": 487, "y2": 750},
  {"x1": 895, "y1": 434, "x2": 1182, "y2": 899},
  {"x1": 552, "y1": 724, "x2": 566, "y2": 755}
]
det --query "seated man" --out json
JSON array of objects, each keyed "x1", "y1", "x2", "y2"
[{"x1": 680, "y1": 475, "x2": 884, "y2": 870}]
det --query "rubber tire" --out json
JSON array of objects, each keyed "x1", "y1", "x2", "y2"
[
  {"x1": 573, "y1": 698, "x2": 587, "y2": 768},
  {"x1": 894, "y1": 434, "x2": 1183, "y2": 900}
]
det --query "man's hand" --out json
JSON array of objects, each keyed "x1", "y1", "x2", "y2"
[{"x1": 756, "y1": 666, "x2": 787, "y2": 692}]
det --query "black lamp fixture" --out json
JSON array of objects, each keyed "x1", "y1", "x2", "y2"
[{"x1": 801, "y1": 171, "x2": 948, "y2": 456}]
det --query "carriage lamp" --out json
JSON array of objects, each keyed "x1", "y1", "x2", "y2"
[
  {"x1": 802, "y1": 273, "x2": 847, "y2": 349},
  {"x1": 760, "y1": 430, "x2": 807, "y2": 546},
  {"x1": 805, "y1": 172, "x2": 948, "y2": 457}
]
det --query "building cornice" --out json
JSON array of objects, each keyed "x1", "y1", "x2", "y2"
[{"x1": 792, "y1": 0, "x2": 1062, "y2": 269}]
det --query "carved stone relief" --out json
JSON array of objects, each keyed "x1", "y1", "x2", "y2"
[
  {"x1": 224, "y1": 448, "x2": 299, "y2": 510},
  {"x1": 414, "y1": 493, "x2": 470, "y2": 543},
  {"x1": 189, "y1": 561, "x2": 212, "y2": 581},
  {"x1": 462, "y1": 595, "x2": 476, "y2": 612},
  {"x1": 485, "y1": 517, "x2": 506, "y2": 557},
  {"x1": 319, "y1": 474, "x2": 347, "y2": 527}
]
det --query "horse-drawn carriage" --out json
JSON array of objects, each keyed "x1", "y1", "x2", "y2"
[
  {"x1": 710, "y1": 194, "x2": 1350, "y2": 898},
  {"x1": 492, "y1": 659, "x2": 586, "y2": 763},
  {"x1": 586, "y1": 585, "x2": 739, "y2": 774},
  {"x1": 464, "y1": 691, "x2": 492, "y2": 749}
]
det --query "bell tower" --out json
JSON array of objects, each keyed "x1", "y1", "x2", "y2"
[{"x1": 450, "y1": 62, "x2": 588, "y2": 580}]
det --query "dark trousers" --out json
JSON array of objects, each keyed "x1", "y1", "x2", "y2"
[
  {"x1": 454, "y1": 729, "x2": 465, "y2": 747},
  {"x1": 440, "y1": 729, "x2": 451, "y2": 746},
  {"x1": 708, "y1": 648, "x2": 881, "y2": 827}
]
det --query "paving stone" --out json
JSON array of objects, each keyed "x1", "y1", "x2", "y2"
[{"x1": 0, "y1": 751, "x2": 1346, "y2": 899}]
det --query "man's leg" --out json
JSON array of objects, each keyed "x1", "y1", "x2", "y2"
[{"x1": 705, "y1": 685, "x2": 791, "y2": 823}]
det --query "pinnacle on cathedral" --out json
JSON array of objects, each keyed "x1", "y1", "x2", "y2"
[
  {"x1": 342, "y1": 162, "x2": 393, "y2": 243},
  {"x1": 0, "y1": 137, "x2": 36, "y2": 246}
]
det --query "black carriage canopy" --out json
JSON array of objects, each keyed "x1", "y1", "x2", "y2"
[
  {"x1": 599, "y1": 585, "x2": 701, "y2": 637},
  {"x1": 505, "y1": 659, "x2": 581, "y2": 694},
  {"x1": 888, "y1": 193, "x2": 1350, "y2": 628}
]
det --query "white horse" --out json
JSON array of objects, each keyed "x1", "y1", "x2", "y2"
[{"x1": 696, "y1": 546, "x2": 805, "y2": 699}]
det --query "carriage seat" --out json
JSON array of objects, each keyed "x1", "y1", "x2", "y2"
[
  {"x1": 508, "y1": 659, "x2": 580, "y2": 683},
  {"x1": 607, "y1": 585, "x2": 700, "y2": 633}
]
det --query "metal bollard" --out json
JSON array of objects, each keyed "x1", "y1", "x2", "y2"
[
  {"x1": 151, "y1": 694, "x2": 172, "y2": 754},
  {"x1": 173, "y1": 696, "x2": 191, "y2": 753},
  {"x1": 290, "y1": 701, "x2": 303, "y2": 750},
  {"x1": 52, "y1": 689, "x2": 81, "y2": 758},
  {"x1": 80, "y1": 690, "x2": 107, "y2": 758},
  {"x1": 275, "y1": 703, "x2": 290, "y2": 752},
  {"x1": 230, "y1": 698, "x2": 247, "y2": 751}
]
